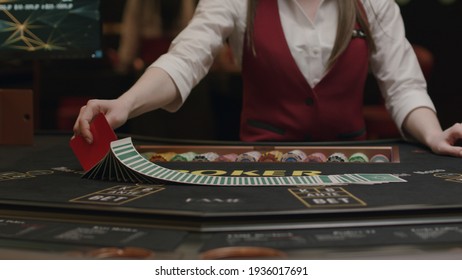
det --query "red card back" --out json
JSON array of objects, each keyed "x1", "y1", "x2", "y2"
[{"x1": 70, "y1": 113, "x2": 118, "y2": 171}]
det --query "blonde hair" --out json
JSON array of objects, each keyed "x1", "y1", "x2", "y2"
[{"x1": 246, "y1": 0, "x2": 376, "y2": 68}]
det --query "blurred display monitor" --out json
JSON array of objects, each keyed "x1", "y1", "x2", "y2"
[{"x1": 0, "y1": 0, "x2": 102, "y2": 60}]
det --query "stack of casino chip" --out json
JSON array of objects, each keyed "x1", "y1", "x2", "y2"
[
  {"x1": 281, "y1": 150, "x2": 308, "y2": 162},
  {"x1": 370, "y1": 154, "x2": 390, "y2": 163},
  {"x1": 236, "y1": 151, "x2": 262, "y2": 162},
  {"x1": 259, "y1": 150, "x2": 283, "y2": 162},
  {"x1": 306, "y1": 152, "x2": 327, "y2": 163},
  {"x1": 171, "y1": 152, "x2": 197, "y2": 162},
  {"x1": 348, "y1": 152, "x2": 369, "y2": 163},
  {"x1": 215, "y1": 153, "x2": 239, "y2": 162},
  {"x1": 193, "y1": 152, "x2": 220, "y2": 162},
  {"x1": 148, "y1": 152, "x2": 177, "y2": 162},
  {"x1": 327, "y1": 152, "x2": 348, "y2": 162}
]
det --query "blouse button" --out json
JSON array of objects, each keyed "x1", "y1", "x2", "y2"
[
  {"x1": 311, "y1": 48, "x2": 320, "y2": 56},
  {"x1": 305, "y1": 97, "x2": 315, "y2": 106}
]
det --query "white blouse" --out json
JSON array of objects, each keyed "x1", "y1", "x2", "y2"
[{"x1": 151, "y1": 0, "x2": 435, "y2": 133}]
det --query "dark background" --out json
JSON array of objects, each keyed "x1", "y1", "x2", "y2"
[
  {"x1": 399, "y1": 0, "x2": 462, "y2": 130},
  {"x1": 0, "y1": 0, "x2": 460, "y2": 140}
]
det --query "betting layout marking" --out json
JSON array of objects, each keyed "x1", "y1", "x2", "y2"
[
  {"x1": 289, "y1": 187, "x2": 367, "y2": 208},
  {"x1": 70, "y1": 185, "x2": 165, "y2": 205}
]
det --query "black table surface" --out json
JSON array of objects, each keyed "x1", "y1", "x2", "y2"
[{"x1": 2, "y1": 133, "x2": 462, "y2": 259}]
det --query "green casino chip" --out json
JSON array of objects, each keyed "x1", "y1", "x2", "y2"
[
  {"x1": 349, "y1": 152, "x2": 370, "y2": 163},
  {"x1": 171, "y1": 152, "x2": 197, "y2": 162}
]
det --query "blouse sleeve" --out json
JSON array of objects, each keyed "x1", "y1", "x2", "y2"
[
  {"x1": 150, "y1": 0, "x2": 239, "y2": 112},
  {"x1": 365, "y1": 0, "x2": 436, "y2": 134}
]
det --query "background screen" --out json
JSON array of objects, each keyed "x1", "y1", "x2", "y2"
[{"x1": 0, "y1": 0, "x2": 102, "y2": 59}]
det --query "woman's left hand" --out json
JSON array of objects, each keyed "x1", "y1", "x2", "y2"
[{"x1": 427, "y1": 123, "x2": 462, "y2": 157}]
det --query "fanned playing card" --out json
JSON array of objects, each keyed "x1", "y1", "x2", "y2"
[
  {"x1": 70, "y1": 113, "x2": 118, "y2": 171},
  {"x1": 81, "y1": 137, "x2": 407, "y2": 187}
]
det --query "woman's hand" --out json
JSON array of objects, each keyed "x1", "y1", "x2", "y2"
[
  {"x1": 427, "y1": 123, "x2": 462, "y2": 157},
  {"x1": 73, "y1": 99, "x2": 130, "y2": 144},
  {"x1": 403, "y1": 107, "x2": 462, "y2": 158},
  {"x1": 71, "y1": 67, "x2": 190, "y2": 144}
]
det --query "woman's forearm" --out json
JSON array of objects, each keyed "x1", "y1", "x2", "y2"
[
  {"x1": 403, "y1": 107, "x2": 462, "y2": 157},
  {"x1": 118, "y1": 67, "x2": 181, "y2": 119},
  {"x1": 402, "y1": 107, "x2": 442, "y2": 147}
]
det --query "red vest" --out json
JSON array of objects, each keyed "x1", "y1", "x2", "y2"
[{"x1": 240, "y1": 0, "x2": 369, "y2": 142}]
